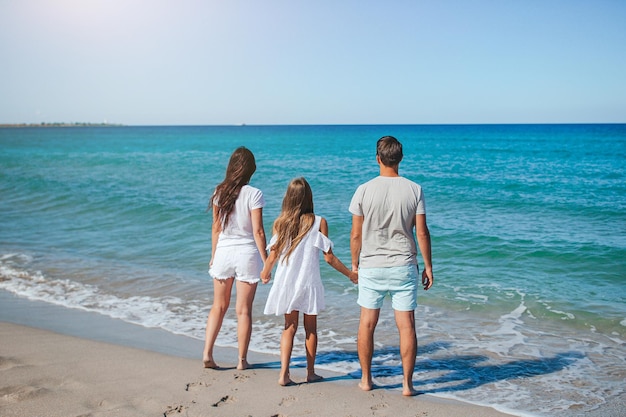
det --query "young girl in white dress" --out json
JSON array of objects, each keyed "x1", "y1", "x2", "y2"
[{"x1": 261, "y1": 177, "x2": 357, "y2": 386}]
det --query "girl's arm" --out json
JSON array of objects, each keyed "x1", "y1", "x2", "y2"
[
  {"x1": 260, "y1": 247, "x2": 278, "y2": 284},
  {"x1": 320, "y1": 217, "x2": 358, "y2": 284},
  {"x1": 251, "y1": 207, "x2": 267, "y2": 262}
]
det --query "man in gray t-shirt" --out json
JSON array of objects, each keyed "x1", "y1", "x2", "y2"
[{"x1": 349, "y1": 135, "x2": 433, "y2": 396}]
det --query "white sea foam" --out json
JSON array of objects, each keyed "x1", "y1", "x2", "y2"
[
  {"x1": 480, "y1": 302, "x2": 528, "y2": 357},
  {"x1": 0, "y1": 257, "x2": 208, "y2": 341},
  {"x1": 1, "y1": 252, "x2": 625, "y2": 417}
]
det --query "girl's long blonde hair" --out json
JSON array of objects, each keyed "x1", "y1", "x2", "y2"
[{"x1": 272, "y1": 177, "x2": 315, "y2": 263}]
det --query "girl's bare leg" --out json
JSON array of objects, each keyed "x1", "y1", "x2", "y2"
[
  {"x1": 235, "y1": 280, "x2": 258, "y2": 370},
  {"x1": 279, "y1": 311, "x2": 299, "y2": 385},
  {"x1": 203, "y1": 277, "x2": 234, "y2": 368},
  {"x1": 304, "y1": 314, "x2": 323, "y2": 382}
]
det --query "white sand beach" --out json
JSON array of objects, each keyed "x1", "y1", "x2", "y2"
[{"x1": 0, "y1": 322, "x2": 517, "y2": 417}]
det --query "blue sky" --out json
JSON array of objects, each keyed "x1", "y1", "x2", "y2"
[{"x1": 1, "y1": 1, "x2": 625, "y2": 125}]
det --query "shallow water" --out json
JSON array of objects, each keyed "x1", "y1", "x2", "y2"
[{"x1": 1, "y1": 124, "x2": 625, "y2": 416}]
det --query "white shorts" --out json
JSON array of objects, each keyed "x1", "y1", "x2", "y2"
[{"x1": 209, "y1": 245, "x2": 263, "y2": 284}]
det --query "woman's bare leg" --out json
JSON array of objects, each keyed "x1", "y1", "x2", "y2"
[
  {"x1": 279, "y1": 311, "x2": 299, "y2": 385},
  {"x1": 203, "y1": 277, "x2": 234, "y2": 368},
  {"x1": 303, "y1": 314, "x2": 322, "y2": 382},
  {"x1": 235, "y1": 280, "x2": 258, "y2": 370}
]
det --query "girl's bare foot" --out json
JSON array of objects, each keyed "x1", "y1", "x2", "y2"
[
  {"x1": 203, "y1": 357, "x2": 219, "y2": 369},
  {"x1": 237, "y1": 357, "x2": 250, "y2": 370},
  {"x1": 306, "y1": 373, "x2": 324, "y2": 383}
]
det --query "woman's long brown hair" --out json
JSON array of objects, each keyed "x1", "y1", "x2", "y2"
[
  {"x1": 209, "y1": 147, "x2": 256, "y2": 228},
  {"x1": 272, "y1": 177, "x2": 315, "y2": 263}
]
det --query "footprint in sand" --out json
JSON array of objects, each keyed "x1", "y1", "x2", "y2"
[
  {"x1": 164, "y1": 404, "x2": 186, "y2": 415},
  {"x1": 185, "y1": 381, "x2": 210, "y2": 391},
  {"x1": 370, "y1": 402, "x2": 389, "y2": 411},
  {"x1": 212, "y1": 395, "x2": 235, "y2": 407},
  {"x1": 279, "y1": 395, "x2": 297, "y2": 407},
  {"x1": 0, "y1": 357, "x2": 21, "y2": 371},
  {"x1": 234, "y1": 372, "x2": 251, "y2": 382},
  {"x1": 0, "y1": 385, "x2": 50, "y2": 403}
]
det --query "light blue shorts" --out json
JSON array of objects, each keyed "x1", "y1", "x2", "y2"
[
  {"x1": 357, "y1": 265, "x2": 418, "y2": 311},
  {"x1": 209, "y1": 245, "x2": 263, "y2": 284}
]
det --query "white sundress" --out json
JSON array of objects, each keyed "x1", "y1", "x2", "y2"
[{"x1": 264, "y1": 215, "x2": 332, "y2": 316}]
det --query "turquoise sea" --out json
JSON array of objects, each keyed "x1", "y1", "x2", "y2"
[{"x1": 1, "y1": 124, "x2": 625, "y2": 416}]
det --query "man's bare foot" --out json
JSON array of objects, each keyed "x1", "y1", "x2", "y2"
[
  {"x1": 358, "y1": 381, "x2": 373, "y2": 391},
  {"x1": 306, "y1": 373, "x2": 324, "y2": 383},
  {"x1": 237, "y1": 358, "x2": 250, "y2": 370},
  {"x1": 203, "y1": 358, "x2": 219, "y2": 369}
]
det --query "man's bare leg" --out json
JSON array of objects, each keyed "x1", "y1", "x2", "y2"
[
  {"x1": 357, "y1": 307, "x2": 380, "y2": 391},
  {"x1": 395, "y1": 309, "x2": 418, "y2": 396}
]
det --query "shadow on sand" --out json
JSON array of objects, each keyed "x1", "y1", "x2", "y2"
[{"x1": 273, "y1": 341, "x2": 584, "y2": 392}]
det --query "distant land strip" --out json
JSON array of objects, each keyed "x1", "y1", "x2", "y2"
[{"x1": 0, "y1": 122, "x2": 124, "y2": 128}]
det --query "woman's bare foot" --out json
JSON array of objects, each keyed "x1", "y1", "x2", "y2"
[
  {"x1": 237, "y1": 357, "x2": 250, "y2": 370},
  {"x1": 402, "y1": 381, "x2": 418, "y2": 396},
  {"x1": 278, "y1": 372, "x2": 296, "y2": 386},
  {"x1": 278, "y1": 377, "x2": 296, "y2": 386},
  {"x1": 203, "y1": 357, "x2": 219, "y2": 369},
  {"x1": 358, "y1": 380, "x2": 373, "y2": 391},
  {"x1": 306, "y1": 373, "x2": 324, "y2": 383},
  {"x1": 402, "y1": 387, "x2": 419, "y2": 396}
]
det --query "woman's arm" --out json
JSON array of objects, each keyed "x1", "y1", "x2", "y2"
[
  {"x1": 251, "y1": 207, "x2": 267, "y2": 262},
  {"x1": 260, "y1": 247, "x2": 278, "y2": 284},
  {"x1": 209, "y1": 204, "x2": 221, "y2": 267}
]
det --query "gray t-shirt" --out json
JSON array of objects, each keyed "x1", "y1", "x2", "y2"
[{"x1": 349, "y1": 176, "x2": 426, "y2": 268}]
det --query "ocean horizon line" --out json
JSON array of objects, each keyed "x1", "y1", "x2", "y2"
[{"x1": 2, "y1": 121, "x2": 626, "y2": 128}]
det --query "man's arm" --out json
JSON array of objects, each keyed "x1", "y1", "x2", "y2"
[
  {"x1": 415, "y1": 213, "x2": 433, "y2": 290},
  {"x1": 350, "y1": 215, "x2": 364, "y2": 272}
]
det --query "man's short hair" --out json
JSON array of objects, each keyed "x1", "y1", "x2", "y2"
[{"x1": 376, "y1": 136, "x2": 403, "y2": 167}]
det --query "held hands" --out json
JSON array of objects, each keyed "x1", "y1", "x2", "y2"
[
  {"x1": 260, "y1": 269, "x2": 271, "y2": 284},
  {"x1": 261, "y1": 249, "x2": 277, "y2": 284},
  {"x1": 348, "y1": 270, "x2": 358, "y2": 284},
  {"x1": 422, "y1": 268, "x2": 434, "y2": 290}
]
